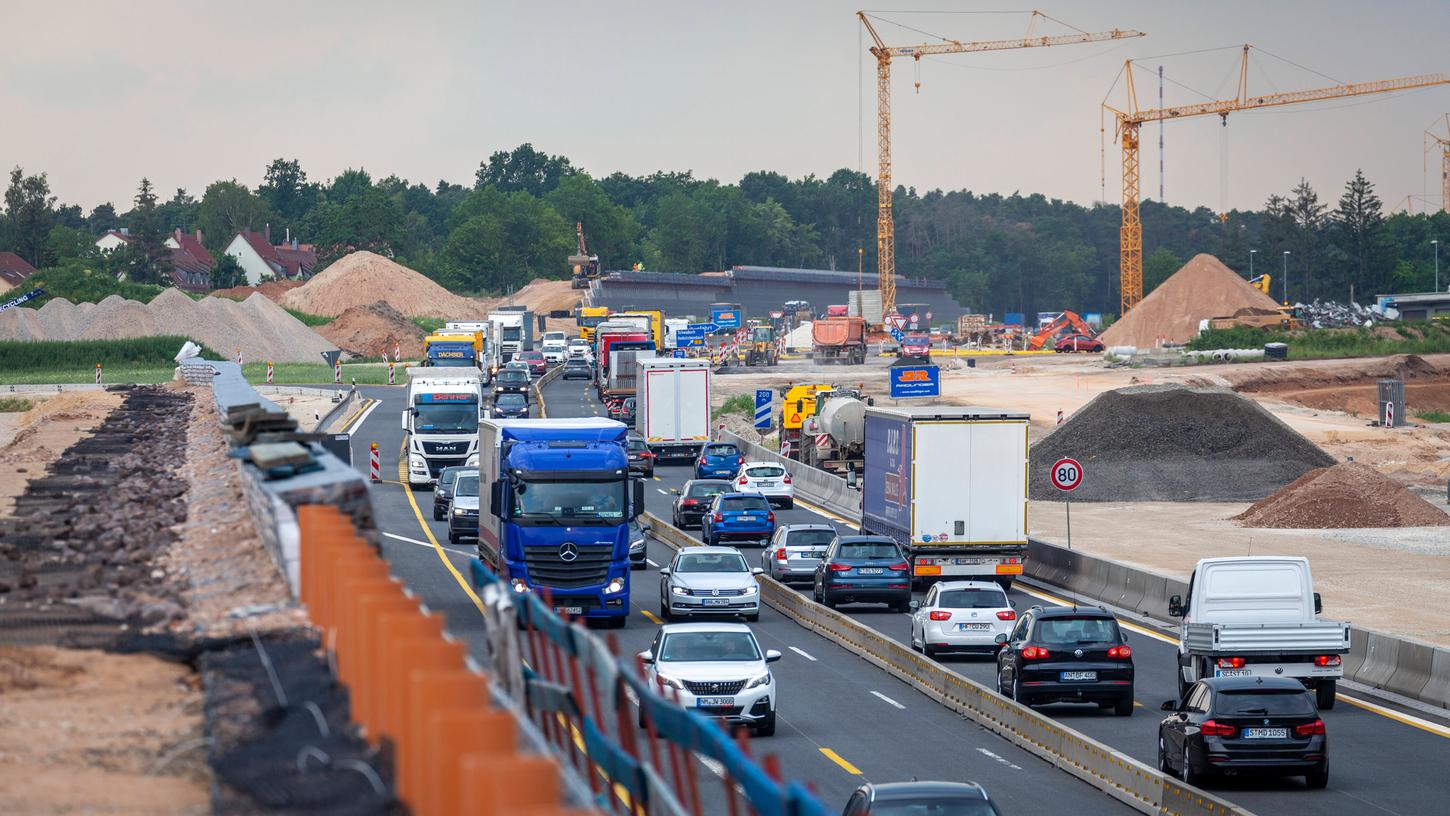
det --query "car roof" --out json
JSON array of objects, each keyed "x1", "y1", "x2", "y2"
[
  {"x1": 659, "y1": 621, "x2": 753, "y2": 635},
  {"x1": 1031, "y1": 605, "x2": 1115, "y2": 620},
  {"x1": 717, "y1": 491, "x2": 767, "y2": 500},
  {"x1": 833, "y1": 535, "x2": 897, "y2": 544},
  {"x1": 1201, "y1": 676, "x2": 1309, "y2": 692},
  {"x1": 867, "y1": 781, "x2": 990, "y2": 801},
  {"x1": 933, "y1": 580, "x2": 1007, "y2": 592},
  {"x1": 741, "y1": 460, "x2": 784, "y2": 467},
  {"x1": 679, "y1": 546, "x2": 748, "y2": 557},
  {"x1": 684, "y1": 479, "x2": 731, "y2": 488},
  {"x1": 779, "y1": 523, "x2": 835, "y2": 532},
  {"x1": 704, "y1": 441, "x2": 739, "y2": 449}
]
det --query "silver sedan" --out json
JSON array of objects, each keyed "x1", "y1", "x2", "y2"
[
  {"x1": 659, "y1": 547, "x2": 763, "y2": 622},
  {"x1": 761, "y1": 523, "x2": 836, "y2": 583}
]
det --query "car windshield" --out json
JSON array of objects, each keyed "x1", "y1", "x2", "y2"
[
  {"x1": 413, "y1": 402, "x2": 478, "y2": 434},
  {"x1": 839, "y1": 542, "x2": 899, "y2": 559},
  {"x1": 866, "y1": 798, "x2": 997, "y2": 816},
  {"x1": 428, "y1": 357, "x2": 475, "y2": 368},
  {"x1": 676, "y1": 552, "x2": 749, "y2": 573},
  {"x1": 745, "y1": 466, "x2": 785, "y2": 478},
  {"x1": 627, "y1": 439, "x2": 648, "y2": 452},
  {"x1": 439, "y1": 469, "x2": 460, "y2": 488},
  {"x1": 937, "y1": 589, "x2": 1008, "y2": 609},
  {"x1": 688, "y1": 483, "x2": 726, "y2": 499},
  {"x1": 704, "y1": 444, "x2": 739, "y2": 458},
  {"x1": 658, "y1": 631, "x2": 761, "y2": 663},
  {"x1": 720, "y1": 496, "x2": 770, "y2": 512},
  {"x1": 495, "y1": 394, "x2": 526, "y2": 407},
  {"x1": 786, "y1": 530, "x2": 835, "y2": 548},
  {"x1": 499, "y1": 371, "x2": 528, "y2": 383},
  {"x1": 1216, "y1": 689, "x2": 1316, "y2": 716},
  {"x1": 520, "y1": 352, "x2": 542, "y2": 360},
  {"x1": 1034, "y1": 618, "x2": 1121, "y2": 645},
  {"x1": 512, "y1": 479, "x2": 625, "y2": 520},
  {"x1": 455, "y1": 474, "x2": 480, "y2": 497}
]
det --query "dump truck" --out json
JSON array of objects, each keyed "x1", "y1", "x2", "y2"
[{"x1": 811, "y1": 316, "x2": 867, "y2": 364}]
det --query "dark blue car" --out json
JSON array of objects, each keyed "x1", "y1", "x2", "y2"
[
  {"x1": 813, "y1": 535, "x2": 911, "y2": 611},
  {"x1": 700, "y1": 492, "x2": 775, "y2": 547},
  {"x1": 695, "y1": 442, "x2": 743, "y2": 480}
]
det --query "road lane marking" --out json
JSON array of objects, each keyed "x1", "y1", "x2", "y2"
[
  {"x1": 382, "y1": 531, "x2": 430, "y2": 547},
  {"x1": 870, "y1": 690, "x2": 905, "y2": 709},
  {"x1": 788, "y1": 646, "x2": 817, "y2": 661},
  {"x1": 819, "y1": 748, "x2": 862, "y2": 775},
  {"x1": 976, "y1": 747, "x2": 1023, "y2": 771},
  {"x1": 640, "y1": 610, "x2": 663, "y2": 625},
  {"x1": 647, "y1": 559, "x2": 659, "y2": 567},
  {"x1": 791, "y1": 496, "x2": 860, "y2": 530},
  {"x1": 337, "y1": 398, "x2": 376, "y2": 433},
  {"x1": 656, "y1": 488, "x2": 669, "y2": 495},
  {"x1": 652, "y1": 476, "x2": 662, "y2": 482},
  {"x1": 395, "y1": 438, "x2": 487, "y2": 615}
]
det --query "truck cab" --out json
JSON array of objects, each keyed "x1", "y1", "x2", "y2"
[
  {"x1": 489, "y1": 310, "x2": 531, "y2": 363},
  {"x1": 423, "y1": 333, "x2": 480, "y2": 370},
  {"x1": 402, "y1": 369, "x2": 482, "y2": 486}
]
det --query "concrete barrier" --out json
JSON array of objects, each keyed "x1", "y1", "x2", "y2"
[
  {"x1": 718, "y1": 429, "x2": 861, "y2": 519},
  {"x1": 1425, "y1": 650, "x2": 1450, "y2": 710},
  {"x1": 1384, "y1": 637, "x2": 1436, "y2": 703}
]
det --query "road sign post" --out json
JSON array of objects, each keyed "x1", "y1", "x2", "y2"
[
  {"x1": 754, "y1": 389, "x2": 773, "y2": 431},
  {"x1": 1049, "y1": 457, "x2": 1084, "y2": 549}
]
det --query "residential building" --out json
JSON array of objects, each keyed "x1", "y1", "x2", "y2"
[
  {"x1": 95, "y1": 228, "x2": 216, "y2": 291},
  {"x1": 0, "y1": 252, "x2": 38, "y2": 293},
  {"x1": 223, "y1": 225, "x2": 318, "y2": 286}
]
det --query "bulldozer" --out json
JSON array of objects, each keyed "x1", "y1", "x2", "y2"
[{"x1": 743, "y1": 324, "x2": 778, "y2": 367}]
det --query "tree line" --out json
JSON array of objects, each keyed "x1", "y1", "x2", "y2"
[{"x1": 2, "y1": 145, "x2": 1445, "y2": 318}]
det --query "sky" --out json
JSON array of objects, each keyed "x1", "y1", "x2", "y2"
[{"x1": 5, "y1": 0, "x2": 1449, "y2": 215}]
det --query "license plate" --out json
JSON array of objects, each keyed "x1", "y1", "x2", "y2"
[
  {"x1": 759, "y1": 481, "x2": 776, "y2": 487},
  {"x1": 1060, "y1": 671, "x2": 1097, "y2": 682},
  {"x1": 554, "y1": 606, "x2": 582, "y2": 615},
  {"x1": 1242, "y1": 727, "x2": 1288, "y2": 739},
  {"x1": 808, "y1": 551, "x2": 826, "y2": 559},
  {"x1": 1215, "y1": 669, "x2": 1252, "y2": 677},
  {"x1": 956, "y1": 623, "x2": 992, "y2": 631},
  {"x1": 738, "y1": 516, "x2": 756, "y2": 522},
  {"x1": 696, "y1": 697, "x2": 733, "y2": 708},
  {"x1": 858, "y1": 567, "x2": 884, "y2": 575},
  {"x1": 953, "y1": 557, "x2": 985, "y2": 565},
  {"x1": 702, "y1": 598, "x2": 730, "y2": 607}
]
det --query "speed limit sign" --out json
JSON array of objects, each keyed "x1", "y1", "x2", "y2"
[{"x1": 1050, "y1": 457, "x2": 1083, "y2": 492}]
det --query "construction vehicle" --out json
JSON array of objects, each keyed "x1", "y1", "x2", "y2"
[
  {"x1": 1249, "y1": 274, "x2": 1272, "y2": 295},
  {"x1": 800, "y1": 387, "x2": 870, "y2": 475},
  {"x1": 568, "y1": 222, "x2": 600, "y2": 290},
  {"x1": 743, "y1": 324, "x2": 778, "y2": 367},
  {"x1": 577, "y1": 305, "x2": 610, "y2": 343},
  {"x1": 1206, "y1": 305, "x2": 1303, "y2": 332},
  {"x1": 1026, "y1": 311, "x2": 1098, "y2": 351},
  {"x1": 811, "y1": 315, "x2": 867, "y2": 364},
  {"x1": 778, "y1": 383, "x2": 833, "y2": 461}
]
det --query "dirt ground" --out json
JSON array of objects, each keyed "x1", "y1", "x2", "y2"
[
  {"x1": 257, "y1": 390, "x2": 342, "y2": 432},
  {"x1": 0, "y1": 391, "x2": 122, "y2": 518},
  {"x1": 0, "y1": 645, "x2": 210, "y2": 815}
]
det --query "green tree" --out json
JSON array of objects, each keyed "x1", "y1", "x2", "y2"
[
  {"x1": 127, "y1": 178, "x2": 170, "y2": 285},
  {"x1": 1332, "y1": 169, "x2": 1385, "y2": 298},
  {"x1": 475, "y1": 144, "x2": 575, "y2": 196},
  {"x1": 258, "y1": 158, "x2": 319, "y2": 222},
  {"x1": 157, "y1": 188, "x2": 199, "y2": 233},
  {"x1": 210, "y1": 253, "x2": 245, "y2": 289},
  {"x1": 197, "y1": 180, "x2": 275, "y2": 251},
  {"x1": 437, "y1": 187, "x2": 572, "y2": 292},
  {"x1": 325, "y1": 168, "x2": 374, "y2": 207},
  {"x1": 87, "y1": 202, "x2": 119, "y2": 234},
  {"x1": 545, "y1": 173, "x2": 642, "y2": 268},
  {"x1": 1278, "y1": 179, "x2": 1328, "y2": 302},
  {"x1": 1143, "y1": 247, "x2": 1184, "y2": 295},
  {"x1": 312, "y1": 185, "x2": 407, "y2": 262},
  {"x1": 45, "y1": 225, "x2": 95, "y2": 262},
  {"x1": 4, "y1": 167, "x2": 57, "y2": 267}
]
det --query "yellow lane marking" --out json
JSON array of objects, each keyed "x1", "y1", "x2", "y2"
[
  {"x1": 337, "y1": 397, "x2": 373, "y2": 432},
  {"x1": 652, "y1": 476, "x2": 662, "y2": 482},
  {"x1": 1016, "y1": 584, "x2": 1176, "y2": 646},
  {"x1": 396, "y1": 438, "x2": 487, "y2": 615},
  {"x1": 819, "y1": 748, "x2": 862, "y2": 775},
  {"x1": 640, "y1": 610, "x2": 663, "y2": 625}
]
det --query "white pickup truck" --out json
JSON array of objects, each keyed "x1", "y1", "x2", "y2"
[{"x1": 1169, "y1": 556, "x2": 1350, "y2": 709}]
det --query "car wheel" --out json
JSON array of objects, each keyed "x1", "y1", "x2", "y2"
[
  {"x1": 1113, "y1": 696, "x2": 1134, "y2": 717},
  {"x1": 923, "y1": 644, "x2": 938, "y2": 659},
  {"x1": 1012, "y1": 674, "x2": 1028, "y2": 706},
  {"x1": 754, "y1": 710, "x2": 777, "y2": 737},
  {"x1": 822, "y1": 591, "x2": 837, "y2": 609},
  {"x1": 1157, "y1": 737, "x2": 1171, "y2": 774},
  {"x1": 638, "y1": 705, "x2": 649, "y2": 730},
  {"x1": 448, "y1": 532, "x2": 459, "y2": 545},
  {"x1": 605, "y1": 615, "x2": 627, "y2": 629},
  {"x1": 997, "y1": 669, "x2": 1008, "y2": 697},
  {"x1": 433, "y1": 507, "x2": 444, "y2": 521},
  {"x1": 1181, "y1": 746, "x2": 1203, "y2": 787},
  {"x1": 1305, "y1": 763, "x2": 1329, "y2": 790},
  {"x1": 1315, "y1": 679, "x2": 1337, "y2": 710},
  {"x1": 745, "y1": 611, "x2": 760, "y2": 623},
  {"x1": 658, "y1": 596, "x2": 672, "y2": 622}
]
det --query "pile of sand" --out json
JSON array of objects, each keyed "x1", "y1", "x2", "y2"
[
  {"x1": 211, "y1": 278, "x2": 305, "y2": 302},
  {"x1": 0, "y1": 290, "x2": 336, "y2": 363},
  {"x1": 317, "y1": 300, "x2": 427, "y2": 359},
  {"x1": 1101, "y1": 254, "x2": 1281, "y2": 347},
  {"x1": 477, "y1": 278, "x2": 581, "y2": 315},
  {"x1": 1235, "y1": 461, "x2": 1450, "y2": 528},
  {"x1": 281, "y1": 251, "x2": 488, "y2": 318},
  {"x1": 1029, "y1": 384, "x2": 1336, "y2": 501}
]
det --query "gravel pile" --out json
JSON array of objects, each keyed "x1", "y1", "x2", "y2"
[
  {"x1": 1100, "y1": 254, "x2": 1281, "y2": 347},
  {"x1": 281, "y1": 250, "x2": 489, "y2": 318},
  {"x1": 1029, "y1": 384, "x2": 1336, "y2": 501},
  {"x1": 317, "y1": 299, "x2": 426, "y2": 359},
  {"x1": 1235, "y1": 462, "x2": 1450, "y2": 528},
  {"x1": 0, "y1": 289, "x2": 336, "y2": 363}
]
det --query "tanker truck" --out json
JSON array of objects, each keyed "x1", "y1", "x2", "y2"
[{"x1": 800, "y1": 388, "x2": 870, "y2": 475}]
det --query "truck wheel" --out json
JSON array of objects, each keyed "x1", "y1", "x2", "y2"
[
  {"x1": 1315, "y1": 679, "x2": 1337, "y2": 710},
  {"x1": 996, "y1": 577, "x2": 1013, "y2": 591}
]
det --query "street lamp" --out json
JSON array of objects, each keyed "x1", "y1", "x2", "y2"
[
  {"x1": 1433, "y1": 240, "x2": 1440, "y2": 292},
  {"x1": 1282, "y1": 251, "x2": 1291, "y2": 303},
  {"x1": 1249, "y1": 249, "x2": 1257, "y2": 279}
]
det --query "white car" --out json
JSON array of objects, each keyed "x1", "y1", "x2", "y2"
[
  {"x1": 909, "y1": 580, "x2": 1016, "y2": 659},
  {"x1": 639, "y1": 622, "x2": 781, "y2": 736},
  {"x1": 659, "y1": 547, "x2": 763, "y2": 622},
  {"x1": 567, "y1": 338, "x2": 594, "y2": 362},
  {"x1": 542, "y1": 341, "x2": 568, "y2": 364},
  {"x1": 733, "y1": 461, "x2": 793, "y2": 509},
  {"x1": 761, "y1": 524, "x2": 835, "y2": 584}
]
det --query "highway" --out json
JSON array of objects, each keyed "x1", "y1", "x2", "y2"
[{"x1": 343, "y1": 381, "x2": 1139, "y2": 816}]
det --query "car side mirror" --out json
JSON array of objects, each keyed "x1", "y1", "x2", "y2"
[
  {"x1": 1168, "y1": 594, "x2": 1184, "y2": 618},
  {"x1": 638, "y1": 650, "x2": 655, "y2": 664},
  {"x1": 751, "y1": 567, "x2": 764, "y2": 576},
  {"x1": 1313, "y1": 592, "x2": 1322, "y2": 615},
  {"x1": 1160, "y1": 699, "x2": 1178, "y2": 712},
  {"x1": 908, "y1": 600, "x2": 920, "y2": 611},
  {"x1": 993, "y1": 633, "x2": 1009, "y2": 645},
  {"x1": 658, "y1": 567, "x2": 671, "y2": 576},
  {"x1": 765, "y1": 649, "x2": 782, "y2": 663},
  {"x1": 400, "y1": 410, "x2": 409, "y2": 430}
]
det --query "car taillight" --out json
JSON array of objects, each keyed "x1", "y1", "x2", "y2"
[
  {"x1": 1108, "y1": 644, "x2": 1132, "y2": 659},
  {"x1": 996, "y1": 610, "x2": 1017, "y2": 621},
  {"x1": 1199, "y1": 720, "x2": 1236, "y2": 737},
  {"x1": 776, "y1": 549, "x2": 787, "y2": 562},
  {"x1": 737, "y1": 456, "x2": 744, "y2": 465},
  {"x1": 828, "y1": 563, "x2": 852, "y2": 572},
  {"x1": 888, "y1": 562, "x2": 908, "y2": 571},
  {"x1": 713, "y1": 513, "x2": 724, "y2": 523},
  {"x1": 1020, "y1": 646, "x2": 1050, "y2": 660},
  {"x1": 1216, "y1": 657, "x2": 1245, "y2": 669},
  {"x1": 681, "y1": 498, "x2": 698, "y2": 506},
  {"x1": 766, "y1": 512, "x2": 775, "y2": 523},
  {"x1": 1314, "y1": 655, "x2": 1341, "y2": 667},
  {"x1": 1294, "y1": 720, "x2": 1326, "y2": 737},
  {"x1": 929, "y1": 611, "x2": 952, "y2": 621},
  {"x1": 698, "y1": 458, "x2": 707, "y2": 466},
  {"x1": 783, "y1": 474, "x2": 792, "y2": 484}
]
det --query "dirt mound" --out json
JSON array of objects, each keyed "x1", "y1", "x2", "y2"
[
  {"x1": 1100, "y1": 254, "x2": 1280, "y2": 347},
  {"x1": 211, "y1": 279, "x2": 304, "y2": 303},
  {"x1": 281, "y1": 251, "x2": 488, "y2": 319},
  {"x1": 1029, "y1": 384, "x2": 1335, "y2": 501},
  {"x1": 1222, "y1": 354, "x2": 1450, "y2": 417},
  {"x1": 317, "y1": 300, "x2": 426, "y2": 359},
  {"x1": 477, "y1": 278, "x2": 581, "y2": 315},
  {"x1": 1235, "y1": 462, "x2": 1450, "y2": 528}
]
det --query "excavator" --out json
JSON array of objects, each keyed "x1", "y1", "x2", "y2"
[
  {"x1": 568, "y1": 222, "x2": 600, "y2": 290},
  {"x1": 1026, "y1": 311, "x2": 1098, "y2": 350}
]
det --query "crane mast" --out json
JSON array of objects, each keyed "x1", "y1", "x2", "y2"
[{"x1": 1429, "y1": 115, "x2": 1450, "y2": 213}]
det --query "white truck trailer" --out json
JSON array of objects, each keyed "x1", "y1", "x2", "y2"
[
  {"x1": 635, "y1": 357, "x2": 710, "y2": 460},
  {"x1": 401, "y1": 368, "x2": 482, "y2": 486},
  {"x1": 860, "y1": 406, "x2": 1030, "y2": 589}
]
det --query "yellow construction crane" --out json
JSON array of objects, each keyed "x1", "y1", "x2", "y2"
[
  {"x1": 1428, "y1": 114, "x2": 1450, "y2": 213},
  {"x1": 857, "y1": 11, "x2": 1144, "y2": 321},
  {"x1": 1105, "y1": 47, "x2": 1449, "y2": 315}
]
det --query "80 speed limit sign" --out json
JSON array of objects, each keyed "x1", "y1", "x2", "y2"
[{"x1": 1050, "y1": 457, "x2": 1083, "y2": 491}]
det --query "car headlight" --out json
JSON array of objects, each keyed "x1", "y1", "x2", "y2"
[
  {"x1": 656, "y1": 675, "x2": 684, "y2": 690},
  {"x1": 630, "y1": 538, "x2": 645, "y2": 551},
  {"x1": 509, "y1": 578, "x2": 530, "y2": 594},
  {"x1": 604, "y1": 577, "x2": 626, "y2": 595},
  {"x1": 670, "y1": 585, "x2": 689, "y2": 596},
  {"x1": 745, "y1": 671, "x2": 771, "y2": 690},
  {"x1": 453, "y1": 506, "x2": 469, "y2": 516},
  {"x1": 466, "y1": 453, "x2": 479, "y2": 467},
  {"x1": 741, "y1": 583, "x2": 758, "y2": 595}
]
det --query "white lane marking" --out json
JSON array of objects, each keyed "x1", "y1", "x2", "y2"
[
  {"x1": 647, "y1": 559, "x2": 660, "y2": 567},
  {"x1": 870, "y1": 690, "x2": 905, "y2": 709},
  {"x1": 656, "y1": 488, "x2": 669, "y2": 495},
  {"x1": 976, "y1": 747, "x2": 1023, "y2": 771},
  {"x1": 791, "y1": 496, "x2": 860, "y2": 530},
  {"x1": 789, "y1": 646, "x2": 817, "y2": 662},
  {"x1": 383, "y1": 531, "x2": 430, "y2": 547},
  {"x1": 350, "y1": 397, "x2": 380, "y2": 431}
]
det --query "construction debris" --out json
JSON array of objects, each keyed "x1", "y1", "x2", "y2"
[
  {"x1": 1235, "y1": 461, "x2": 1450, "y2": 528},
  {"x1": 1293, "y1": 299, "x2": 1399, "y2": 329}
]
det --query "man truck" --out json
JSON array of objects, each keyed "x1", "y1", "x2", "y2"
[
  {"x1": 860, "y1": 406, "x2": 1029, "y2": 590},
  {"x1": 478, "y1": 418, "x2": 644, "y2": 628},
  {"x1": 635, "y1": 357, "x2": 710, "y2": 461},
  {"x1": 402, "y1": 368, "x2": 482, "y2": 486}
]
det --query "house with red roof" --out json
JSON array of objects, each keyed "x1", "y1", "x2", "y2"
[
  {"x1": 94, "y1": 228, "x2": 216, "y2": 291},
  {"x1": 0, "y1": 251, "x2": 38, "y2": 292},
  {"x1": 223, "y1": 225, "x2": 318, "y2": 286}
]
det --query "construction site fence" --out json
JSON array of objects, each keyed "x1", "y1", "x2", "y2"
[{"x1": 467, "y1": 558, "x2": 831, "y2": 816}]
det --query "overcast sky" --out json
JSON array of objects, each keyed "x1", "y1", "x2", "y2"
[{"x1": 6, "y1": 1, "x2": 1448, "y2": 215}]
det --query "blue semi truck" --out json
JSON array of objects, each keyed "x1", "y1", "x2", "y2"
[{"x1": 477, "y1": 417, "x2": 642, "y2": 627}]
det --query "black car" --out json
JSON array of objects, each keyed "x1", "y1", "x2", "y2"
[
  {"x1": 491, "y1": 391, "x2": 529, "y2": 418},
  {"x1": 996, "y1": 605, "x2": 1134, "y2": 716},
  {"x1": 619, "y1": 396, "x2": 637, "y2": 427},
  {"x1": 1159, "y1": 676, "x2": 1328, "y2": 789},
  {"x1": 494, "y1": 368, "x2": 531, "y2": 395},
  {"x1": 670, "y1": 479, "x2": 731, "y2": 529},
  {"x1": 626, "y1": 436, "x2": 656, "y2": 477},
  {"x1": 813, "y1": 535, "x2": 911, "y2": 612},
  {"x1": 431, "y1": 465, "x2": 468, "y2": 520},
  {"x1": 628, "y1": 517, "x2": 650, "y2": 570},
  {"x1": 842, "y1": 781, "x2": 1002, "y2": 816},
  {"x1": 562, "y1": 358, "x2": 593, "y2": 380}
]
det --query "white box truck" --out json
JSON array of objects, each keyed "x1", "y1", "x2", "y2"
[
  {"x1": 635, "y1": 357, "x2": 710, "y2": 460},
  {"x1": 861, "y1": 406, "x2": 1029, "y2": 589},
  {"x1": 1169, "y1": 556, "x2": 1350, "y2": 709}
]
